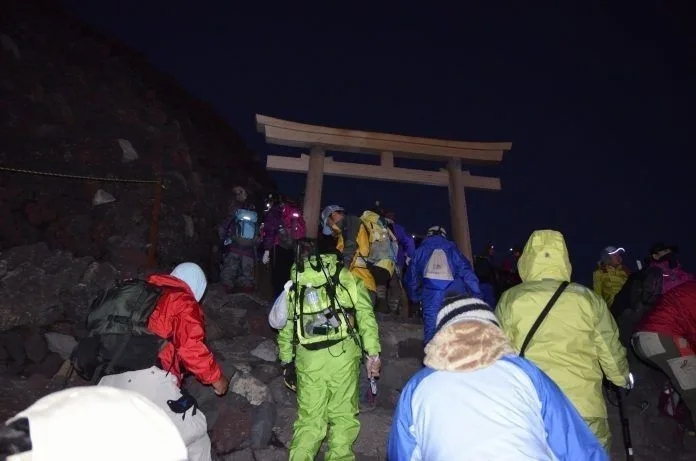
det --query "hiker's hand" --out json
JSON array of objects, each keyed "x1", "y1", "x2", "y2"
[
  {"x1": 282, "y1": 362, "x2": 297, "y2": 392},
  {"x1": 212, "y1": 375, "x2": 230, "y2": 396},
  {"x1": 262, "y1": 250, "x2": 270, "y2": 265},
  {"x1": 366, "y1": 356, "x2": 381, "y2": 379}
]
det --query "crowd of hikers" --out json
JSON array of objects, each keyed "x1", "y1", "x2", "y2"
[{"x1": 1, "y1": 185, "x2": 695, "y2": 461}]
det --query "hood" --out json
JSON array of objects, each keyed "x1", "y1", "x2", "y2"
[
  {"x1": 424, "y1": 321, "x2": 515, "y2": 372},
  {"x1": 518, "y1": 230, "x2": 572, "y2": 282},
  {"x1": 291, "y1": 253, "x2": 342, "y2": 287},
  {"x1": 170, "y1": 262, "x2": 207, "y2": 301}
]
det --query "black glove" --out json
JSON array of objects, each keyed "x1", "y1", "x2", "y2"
[{"x1": 283, "y1": 362, "x2": 297, "y2": 392}]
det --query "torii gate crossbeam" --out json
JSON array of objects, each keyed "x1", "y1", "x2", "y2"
[{"x1": 257, "y1": 114, "x2": 512, "y2": 261}]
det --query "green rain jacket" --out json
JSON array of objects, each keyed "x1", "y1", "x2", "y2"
[
  {"x1": 278, "y1": 254, "x2": 380, "y2": 363},
  {"x1": 495, "y1": 230, "x2": 629, "y2": 419}
]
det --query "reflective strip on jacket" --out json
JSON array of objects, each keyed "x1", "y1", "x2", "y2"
[{"x1": 495, "y1": 230, "x2": 629, "y2": 419}]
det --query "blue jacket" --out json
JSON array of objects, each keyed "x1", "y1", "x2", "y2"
[
  {"x1": 405, "y1": 235, "x2": 481, "y2": 301},
  {"x1": 387, "y1": 355, "x2": 608, "y2": 461}
]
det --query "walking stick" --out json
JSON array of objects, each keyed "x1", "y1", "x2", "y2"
[{"x1": 615, "y1": 385, "x2": 635, "y2": 461}]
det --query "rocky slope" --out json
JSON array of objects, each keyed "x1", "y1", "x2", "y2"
[{"x1": 0, "y1": 0, "x2": 273, "y2": 275}]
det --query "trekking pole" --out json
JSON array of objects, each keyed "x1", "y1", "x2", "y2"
[{"x1": 615, "y1": 385, "x2": 635, "y2": 461}]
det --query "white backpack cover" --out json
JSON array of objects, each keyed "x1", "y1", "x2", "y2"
[{"x1": 424, "y1": 249, "x2": 454, "y2": 281}]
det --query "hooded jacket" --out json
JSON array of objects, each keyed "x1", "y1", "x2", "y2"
[
  {"x1": 387, "y1": 319, "x2": 608, "y2": 461},
  {"x1": 637, "y1": 281, "x2": 696, "y2": 346},
  {"x1": 392, "y1": 222, "x2": 415, "y2": 269},
  {"x1": 592, "y1": 263, "x2": 629, "y2": 308},
  {"x1": 146, "y1": 272, "x2": 222, "y2": 386},
  {"x1": 495, "y1": 230, "x2": 629, "y2": 419}
]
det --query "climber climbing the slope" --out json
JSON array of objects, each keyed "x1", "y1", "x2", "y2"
[
  {"x1": 496, "y1": 230, "x2": 630, "y2": 450},
  {"x1": 321, "y1": 204, "x2": 377, "y2": 303},
  {"x1": 277, "y1": 245, "x2": 380, "y2": 460},
  {"x1": 405, "y1": 226, "x2": 482, "y2": 345},
  {"x1": 593, "y1": 245, "x2": 630, "y2": 309}
]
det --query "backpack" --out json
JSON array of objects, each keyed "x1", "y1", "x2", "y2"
[
  {"x1": 612, "y1": 267, "x2": 663, "y2": 347},
  {"x1": 424, "y1": 249, "x2": 454, "y2": 282},
  {"x1": 289, "y1": 254, "x2": 356, "y2": 349},
  {"x1": 232, "y1": 208, "x2": 258, "y2": 241},
  {"x1": 72, "y1": 279, "x2": 165, "y2": 382},
  {"x1": 277, "y1": 203, "x2": 306, "y2": 249},
  {"x1": 359, "y1": 211, "x2": 398, "y2": 266}
]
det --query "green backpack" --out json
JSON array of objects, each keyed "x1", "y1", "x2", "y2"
[
  {"x1": 289, "y1": 254, "x2": 359, "y2": 349},
  {"x1": 72, "y1": 279, "x2": 165, "y2": 382}
]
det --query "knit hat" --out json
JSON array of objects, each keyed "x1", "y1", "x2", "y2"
[
  {"x1": 435, "y1": 295, "x2": 499, "y2": 335},
  {"x1": 426, "y1": 226, "x2": 447, "y2": 238}
]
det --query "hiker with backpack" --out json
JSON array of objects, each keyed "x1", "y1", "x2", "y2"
[
  {"x1": 593, "y1": 246, "x2": 630, "y2": 309},
  {"x1": 633, "y1": 280, "x2": 696, "y2": 440},
  {"x1": 647, "y1": 242, "x2": 694, "y2": 294},
  {"x1": 276, "y1": 246, "x2": 381, "y2": 460},
  {"x1": 404, "y1": 226, "x2": 482, "y2": 345},
  {"x1": 262, "y1": 193, "x2": 307, "y2": 297},
  {"x1": 321, "y1": 204, "x2": 377, "y2": 303},
  {"x1": 356, "y1": 206, "x2": 400, "y2": 313},
  {"x1": 495, "y1": 230, "x2": 631, "y2": 451},
  {"x1": 388, "y1": 295, "x2": 608, "y2": 461},
  {"x1": 218, "y1": 186, "x2": 258, "y2": 293},
  {"x1": 384, "y1": 210, "x2": 415, "y2": 314},
  {"x1": 85, "y1": 262, "x2": 230, "y2": 461}
]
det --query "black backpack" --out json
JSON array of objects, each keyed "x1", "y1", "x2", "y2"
[
  {"x1": 612, "y1": 266, "x2": 664, "y2": 347},
  {"x1": 72, "y1": 279, "x2": 165, "y2": 383}
]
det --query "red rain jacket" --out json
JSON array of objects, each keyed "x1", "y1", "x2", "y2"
[
  {"x1": 146, "y1": 274, "x2": 222, "y2": 385},
  {"x1": 637, "y1": 281, "x2": 696, "y2": 346}
]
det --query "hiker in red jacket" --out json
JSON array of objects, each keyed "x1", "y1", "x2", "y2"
[
  {"x1": 633, "y1": 280, "x2": 696, "y2": 437},
  {"x1": 100, "y1": 262, "x2": 229, "y2": 461}
]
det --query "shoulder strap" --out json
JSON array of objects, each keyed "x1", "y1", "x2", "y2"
[{"x1": 519, "y1": 281, "x2": 569, "y2": 358}]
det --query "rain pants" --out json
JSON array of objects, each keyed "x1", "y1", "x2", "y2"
[
  {"x1": 593, "y1": 263, "x2": 629, "y2": 308},
  {"x1": 495, "y1": 230, "x2": 629, "y2": 450},
  {"x1": 277, "y1": 257, "x2": 380, "y2": 461},
  {"x1": 405, "y1": 235, "x2": 482, "y2": 344}
]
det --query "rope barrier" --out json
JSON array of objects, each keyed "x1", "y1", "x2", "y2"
[{"x1": 0, "y1": 165, "x2": 163, "y2": 186}]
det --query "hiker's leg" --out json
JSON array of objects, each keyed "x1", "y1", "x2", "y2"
[
  {"x1": 99, "y1": 367, "x2": 211, "y2": 460},
  {"x1": 220, "y1": 251, "x2": 240, "y2": 290},
  {"x1": 369, "y1": 267, "x2": 391, "y2": 313},
  {"x1": 240, "y1": 252, "x2": 255, "y2": 289},
  {"x1": 290, "y1": 348, "x2": 330, "y2": 461},
  {"x1": 634, "y1": 332, "x2": 696, "y2": 427},
  {"x1": 584, "y1": 417, "x2": 611, "y2": 452},
  {"x1": 272, "y1": 246, "x2": 294, "y2": 297},
  {"x1": 387, "y1": 271, "x2": 401, "y2": 314},
  {"x1": 325, "y1": 341, "x2": 361, "y2": 461}
]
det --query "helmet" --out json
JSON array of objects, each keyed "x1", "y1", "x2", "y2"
[{"x1": 426, "y1": 226, "x2": 447, "y2": 238}]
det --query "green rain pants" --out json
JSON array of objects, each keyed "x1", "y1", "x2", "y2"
[{"x1": 289, "y1": 338, "x2": 361, "y2": 461}]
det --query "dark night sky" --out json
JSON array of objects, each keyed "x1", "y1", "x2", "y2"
[{"x1": 60, "y1": 0, "x2": 694, "y2": 285}]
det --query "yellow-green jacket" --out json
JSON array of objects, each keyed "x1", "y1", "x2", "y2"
[
  {"x1": 278, "y1": 254, "x2": 381, "y2": 363},
  {"x1": 495, "y1": 230, "x2": 629, "y2": 419},
  {"x1": 593, "y1": 264, "x2": 629, "y2": 308}
]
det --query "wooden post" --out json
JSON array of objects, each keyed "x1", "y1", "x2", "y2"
[
  {"x1": 146, "y1": 181, "x2": 163, "y2": 268},
  {"x1": 302, "y1": 147, "x2": 326, "y2": 239},
  {"x1": 447, "y1": 158, "x2": 473, "y2": 261}
]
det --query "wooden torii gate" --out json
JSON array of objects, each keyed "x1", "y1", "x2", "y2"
[{"x1": 257, "y1": 114, "x2": 511, "y2": 260}]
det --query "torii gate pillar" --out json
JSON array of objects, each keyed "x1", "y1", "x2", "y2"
[
  {"x1": 303, "y1": 147, "x2": 325, "y2": 239},
  {"x1": 447, "y1": 158, "x2": 473, "y2": 261}
]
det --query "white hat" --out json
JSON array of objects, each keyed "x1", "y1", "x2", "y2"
[
  {"x1": 171, "y1": 262, "x2": 207, "y2": 302},
  {"x1": 5, "y1": 386, "x2": 188, "y2": 461}
]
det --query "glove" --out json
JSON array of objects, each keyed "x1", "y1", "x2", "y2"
[
  {"x1": 262, "y1": 250, "x2": 270, "y2": 265},
  {"x1": 366, "y1": 355, "x2": 381, "y2": 379},
  {"x1": 282, "y1": 362, "x2": 297, "y2": 392}
]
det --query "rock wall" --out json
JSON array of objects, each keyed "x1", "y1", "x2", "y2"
[{"x1": 0, "y1": 0, "x2": 274, "y2": 274}]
